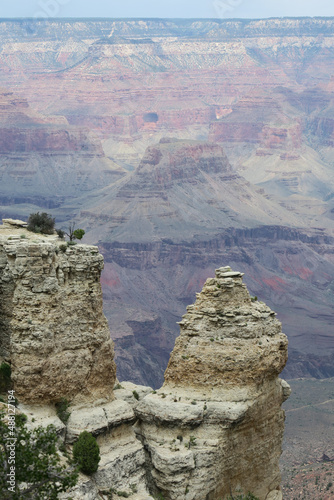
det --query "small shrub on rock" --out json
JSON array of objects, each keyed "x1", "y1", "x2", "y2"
[
  {"x1": 56, "y1": 229, "x2": 65, "y2": 239},
  {"x1": 73, "y1": 229, "x2": 85, "y2": 240},
  {"x1": 73, "y1": 431, "x2": 100, "y2": 475},
  {"x1": 132, "y1": 390, "x2": 139, "y2": 400},
  {"x1": 55, "y1": 398, "x2": 71, "y2": 424},
  {"x1": 27, "y1": 212, "x2": 55, "y2": 235}
]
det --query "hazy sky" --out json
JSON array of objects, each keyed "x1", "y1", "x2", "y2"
[{"x1": 0, "y1": 0, "x2": 333, "y2": 20}]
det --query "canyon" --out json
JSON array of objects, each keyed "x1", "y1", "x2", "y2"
[{"x1": 0, "y1": 18, "x2": 333, "y2": 388}]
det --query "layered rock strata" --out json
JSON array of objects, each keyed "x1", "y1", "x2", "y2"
[
  {"x1": 0, "y1": 222, "x2": 290, "y2": 499},
  {"x1": 136, "y1": 267, "x2": 290, "y2": 500},
  {"x1": 0, "y1": 219, "x2": 116, "y2": 405}
]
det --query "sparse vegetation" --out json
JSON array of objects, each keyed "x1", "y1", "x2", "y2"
[
  {"x1": 185, "y1": 435, "x2": 197, "y2": 449},
  {"x1": 27, "y1": 212, "x2": 55, "y2": 235},
  {"x1": 132, "y1": 390, "x2": 139, "y2": 400},
  {"x1": 73, "y1": 229, "x2": 85, "y2": 240},
  {"x1": 73, "y1": 431, "x2": 100, "y2": 475},
  {"x1": 55, "y1": 398, "x2": 71, "y2": 424},
  {"x1": 64, "y1": 222, "x2": 85, "y2": 242},
  {"x1": 114, "y1": 383, "x2": 124, "y2": 390},
  {"x1": 153, "y1": 493, "x2": 166, "y2": 500},
  {"x1": 0, "y1": 409, "x2": 78, "y2": 498},
  {"x1": 56, "y1": 229, "x2": 65, "y2": 239}
]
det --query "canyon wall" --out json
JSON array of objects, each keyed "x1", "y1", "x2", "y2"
[
  {"x1": 0, "y1": 221, "x2": 290, "y2": 499},
  {"x1": 0, "y1": 17, "x2": 334, "y2": 391}
]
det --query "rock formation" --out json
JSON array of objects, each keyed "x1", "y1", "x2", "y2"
[
  {"x1": 0, "y1": 220, "x2": 290, "y2": 499},
  {"x1": 80, "y1": 139, "x2": 334, "y2": 387},
  {"x1": 1, "y1": 18, "x2": 334, "y2": 385},
  {"x1": 0, "y1": 88, "x2": 125, "y2": 211},
  {"x1": 136, "y1": 267, "x2": 290, "y2": 500},
  {"x1": 0, "y1": 219, "x2": 116, "y2": 405}
]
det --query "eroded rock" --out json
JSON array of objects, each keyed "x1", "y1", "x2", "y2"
[
  {"x1": 0, "y1": 224, "x2": 116, "y2": 405},
  {"x1": 135, "y1": 268, "x2": 290, "y2": 500}
]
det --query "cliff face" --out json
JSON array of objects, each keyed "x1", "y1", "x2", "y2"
[
  {"x1": 0, "y1": 220, "x2": 116, "y2": 405},
  {"x1": 0, "y1": 225, "x2": 290, "y2": 499},
  {"x1": 1, "y1": 17, "x2": 334, "y2": 391},
  {"x1": 136, "y1": 267, "x2": 290, "y2": 500},
  {"x1": 0, "y1": 89, "x2": 125, "y2": 210}
]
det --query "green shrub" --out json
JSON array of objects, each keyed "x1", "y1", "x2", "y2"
[
  {"x1": 132, "y1": 390, "x2": 139, "y2": 400},
  {"x1": 59, "y1": 244, "x2": 67, "y2": 253},
  {"x1": 27, "y1": 212, "x2": 55, "y2": 235},
  {"x1": 73, "y1": 229, "x2": 85, "y2": 240},
  {"x1": 73, "y1": 431, "x2": 100, "y2": 475},
  {"x1": 0, "y1": 409, "x2": 78, "y2": 498},
  {"x1": 56, "y1": 229, "x2": 65, "y2": 239},
  {"x1": 65, "y1": 223, "x2": 85, "y2": 242},
  {"x1": 0, "y1": 362, "x2": 12, "y2": 392},
  {"x1": 55, "y1": 398, "x2": 71, "y2": 424}
]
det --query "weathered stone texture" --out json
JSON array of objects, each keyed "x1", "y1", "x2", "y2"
[
  {"x1": 136, "y1": 267, "x2": 290, "y2": 500},
  {"x1": 0, "y1": 224, "x2": 290, "y2": 500},
  {"x1": 0, "y1": 221, "x2": 116, "y2": 405}
]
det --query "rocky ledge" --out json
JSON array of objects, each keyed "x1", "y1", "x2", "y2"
[{"x1": 0, "y1": 222, "x2": 290, "y2": 499}]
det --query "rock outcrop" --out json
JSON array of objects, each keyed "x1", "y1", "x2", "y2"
[
  {"x1": 136, "y1": 267, "x2": 290, "y2": 500},
  {"x1": 0, "y1": 221, "x2": 290, "y2": 499},
  {"x1": 0, "y1": 88, "x2": 125, "y2": 210},
  {"x1": 0, "y1": 219, "x2": 116, "y2": 405}
]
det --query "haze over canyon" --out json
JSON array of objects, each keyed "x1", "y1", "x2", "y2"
[{"x1": 0, "y1": 17, "x2": 334, "y2": 387}]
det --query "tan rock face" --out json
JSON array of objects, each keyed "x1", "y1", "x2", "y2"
[
  {"x1": 0, "y1": 226, "x2": 290, "y2": 499},
  {"x1": 164, "y1": 267, "x2": 288, "y2": 390},
  {"x1": 0, "y1": 223, "x2": 116, "y2": 405},
  {"x1": 136, "y1": 267, "x2": 290, "y2": 500}
]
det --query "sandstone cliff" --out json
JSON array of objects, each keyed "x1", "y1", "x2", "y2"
[
  {"x1": 0, "y1": 221, "x2": 290, "y2": 499},
  {"x1": 0, "y1": 219, "x2": 116, "y2": 405},
  {"x1": 136, "y1": 267, "x2": 290, "y2": 500}
]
